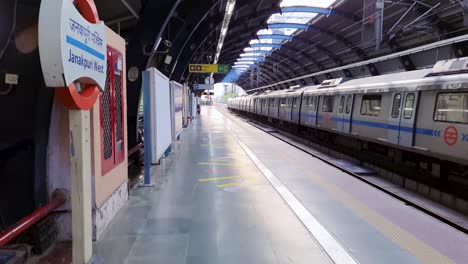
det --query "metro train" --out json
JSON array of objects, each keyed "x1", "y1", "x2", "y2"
[{"x1": 228, "y1": 58, "x2": 468, "y2": 173}]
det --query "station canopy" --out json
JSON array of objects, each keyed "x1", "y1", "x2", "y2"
[{"x1": 97, "y1": 0, "x2": 468, "y2": 92}]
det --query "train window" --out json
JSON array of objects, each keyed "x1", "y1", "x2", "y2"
[
  {"x1": 307, "y1": 97, "x2": 313, "y2": 109},
  {"x1": 322, "y1": 96, "x2": 334, "y2": 112},
  {"x1": 280, "y1": 98, "x2": 287, "y2": 107},
  {"x1": 391, "y1": 94, "x2": 402, "y2": 118},
  {"x1": 360, "y1": 95, "x2": 381, "y2": 116},
  {"x1": 339, "y1": 96, "x2": 345, "y2": 113},
  {"x1": 315, "y1": 97, "x2": 319, "y2": 111},
  {"x1": 403, "y1": 93, "x2": 415, "y2": 119},
  {"x1": 434, "y1": 93, "x2": 468, "y2": 123},
  {"x1": 346, "y1": 96, "x2": 352, "y2": 113}
]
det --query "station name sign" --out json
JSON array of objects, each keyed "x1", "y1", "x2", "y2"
[
  {"x1": 39, "y1": 0, "x2": 107, "y2": 91},
  {"x1": 189, "y1": 64, "x2": 229, "y2": 74}
]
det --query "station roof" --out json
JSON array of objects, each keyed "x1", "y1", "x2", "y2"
[{"x1": 96, "y1": 0, "x2": 468, "y2": 93}]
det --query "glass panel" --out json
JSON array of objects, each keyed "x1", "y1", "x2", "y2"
[
  {"x1": 281, "y1": 98, "x2": 287, "y2": 106},
  {"x1": 281, "y1": 0, "x2": 336, "y2": 8},
  {"x1": 267, "y1": 12, "x2": 317, "y2": 25},
  {"x1": 434, "y1": 93, "x2": 468, "y2": 123},
  {"x1": 250, "y1": 38, "x2": 285, "y2": 45},
  {"x1": 403, "y1": 93, "x2": 415, "y2": 119},
  {"x1": 346, "y1": 96, "x2": 352, "y2": 114},
  {"x1": 360, "y1": 95, "x2": 381, "y2": 116},
  {"x1": 339, "y1": 96, "x2": 345, "y2": 113},
  {"x1": 322, "y1": 96, "x2": 334, "y2": 112},
  {"x1": 391, "y1": 94, "x2": 401, "y2": 118}
]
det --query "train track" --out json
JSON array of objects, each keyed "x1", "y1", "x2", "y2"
[{"x1": 229, "y1": 111, "x2": 468, "y2": 235}]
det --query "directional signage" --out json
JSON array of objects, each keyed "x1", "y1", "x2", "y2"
[
  {"x1": 189, "y1": 64, "x2": 229, "y2": 74},
  {"x1": 193, "y1": 84, "x2": 214, "y2": 90}
]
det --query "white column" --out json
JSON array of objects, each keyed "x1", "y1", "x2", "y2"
[{"x1": 69, "y1": 109, "x2": 93, "y2": 264}]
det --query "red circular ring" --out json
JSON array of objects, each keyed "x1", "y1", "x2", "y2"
[
  {"x1": 58, "y1": 0, "x2": 101, "y2": 110},
  {"x1": 443, "y1": 126, "x2": 458, "y2": 146}
]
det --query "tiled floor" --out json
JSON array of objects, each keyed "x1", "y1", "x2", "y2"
[
  {"x1": 93, "y1": 106, "x2": 331, "y2": 264},
  {"x1": 94, "y1": 105, "x2": 468, "y2": 264}
]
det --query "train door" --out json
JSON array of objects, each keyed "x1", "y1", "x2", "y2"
[
  {"x1": 292, "y1": 96, "x2": 302, "y2": 124},
  {"x1": 295, "y1": 93, "x2": 304, "y2": 124},
  {"x1": 290, "y1": 97, "x2": 296, "y2": 121},
  {"x1": 398, "y1": 92, "x2": 419, "y2": 147},
  {"x1": 388, "y1": 93, "x2": 402, "y2": 144},
  {"x1": 311, "y1": 96, "x2": 319, "y2": 126},
  {"x1": 338, "y1": 96, "x2": 345, "y2": 131},
  {"x1": 302, "y1": 97, "x2": 310, "y2": 125},
  {"x1": 342, "y1": 95, "x2": 354, "y2": 133}
]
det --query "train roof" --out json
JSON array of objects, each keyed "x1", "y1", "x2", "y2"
[{"x1": 303, "y1": 68, "x2": 468, "y2": 95}]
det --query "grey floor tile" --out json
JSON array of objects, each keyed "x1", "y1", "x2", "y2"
[
  {"x1": 94, "y1": 236, "x2": 137, "y2": 264},
  {"x1": 126, "y1": 255, "x2": 187, "y2": 264},
  {"x1": 127, "y1": 234, "x2": 189, "y2": 258},
  {"x1": 95, "y1": 108, "x2": 332, "y2": 264},
  {"x1": 138, "y1": 218, "x2": 191, "y2": 236}
]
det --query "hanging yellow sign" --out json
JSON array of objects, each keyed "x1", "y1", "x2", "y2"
[{"x1": 189, "y1": 64, "x2": 229, "y2": 74}]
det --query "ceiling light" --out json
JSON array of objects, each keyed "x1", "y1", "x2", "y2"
[
  {"x1": 227, "y1": 2, "x2": 235, "y2": 15},
  {"x1": 212, "y1": 0, "x2": 236, "y2": 65},
  {"x1": 234, "y1": 62, "x2": 255, "y2": 66},
  {"x1": 237, "y1": 58, "x2": 260, "y2": 62}
]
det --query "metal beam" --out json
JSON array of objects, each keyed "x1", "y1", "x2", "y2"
[
  {"x1": 178, "y1": 4, "x2": 279, "y2": 81},
  {"x1": 163, "y1": 0, "x2": 223, "y2": 76},
  {"x1": 106, "y1": 15, "x2": 135, "y2": 26},
  {"x1": 119, "y1": 0, "x2": 140, "y2": 19},
  {"x1": 125, "y1": 0, "x2": 182, "y2": 150},
  {"x1": 248, "y1": 34, "x2": 468, "y2": 92}
]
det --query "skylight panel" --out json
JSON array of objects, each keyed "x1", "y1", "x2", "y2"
[
  {"x1": 267, "y1": 12, "x2": 316, "y2": 24},
  {"x1": 280, "y1": 0, "x2": 336, "y2": 8},
  {"x1": 250, "y1": 38, "x2": 285, "y2": 45},
  {"x1": 225, "y1": 0, "x2": 339, "y2": 83}
]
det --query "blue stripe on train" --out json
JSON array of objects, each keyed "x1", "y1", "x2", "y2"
[{"x1": 291, "y1": 112, "x2": 440, "y2": 137}]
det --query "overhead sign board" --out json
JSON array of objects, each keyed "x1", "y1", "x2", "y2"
[
  {"x1": 39, "y1": 0, "x2": 107, "y2": 91},
  {"x1": 189, "y1": 64, "x2": 229, "y2": 74},
  {"x1": 193, "y1": 84, "x2": 214, "y2": 90}
]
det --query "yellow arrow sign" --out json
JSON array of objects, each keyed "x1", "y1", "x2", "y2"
[{"x1": 189, "y1": 64, "x2": 229, "y2": 73}]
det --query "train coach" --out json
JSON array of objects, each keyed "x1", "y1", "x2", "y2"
[{"x1": 228, "y1": 58, "x2": 468, "y2": 174}]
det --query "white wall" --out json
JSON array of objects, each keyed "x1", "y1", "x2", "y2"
[{"x1": 148, "y1": 68, "x2": 172, "y2": 164}]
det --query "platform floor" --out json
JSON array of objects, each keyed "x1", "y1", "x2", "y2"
[{"x1": 94, "y1": 105, "x2": 468, "y2": 264}]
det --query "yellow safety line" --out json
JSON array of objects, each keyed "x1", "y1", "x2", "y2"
[
  {"x1": 198, "y1": 176, "x2": 240, "y2": 182},
  {"x1": 217, "y1": 182, "x2": 242, "y2": 188}
]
